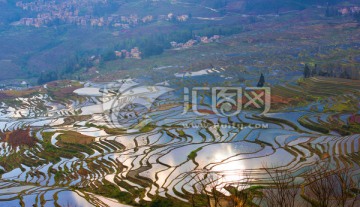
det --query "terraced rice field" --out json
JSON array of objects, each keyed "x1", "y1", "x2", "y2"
[{"x1": 0, "y1": 77, "x2": 359, "y2": 206}]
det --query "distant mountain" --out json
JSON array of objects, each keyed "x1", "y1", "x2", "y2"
[
  {"x1": 241, "y1": 0, "x2": 346, "y2": 14},
  {"x1": 0, "y1": 0, "x2": 22, "y2": 24},
  {"x1": 189, "y1": 0, "x2": 357, "y2": 15}
]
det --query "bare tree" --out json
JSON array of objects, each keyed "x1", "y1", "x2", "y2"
[
  {"x1": 188, "y1": 170, "x2": 225, "y2": 207},
  {"x1": 184, "y1": 164, "x2": 360, "y2": 207},
  {"x1": 225, "y1": 173, "x2": 254, "y2": 207},
  {"x1": 193, "y1": 171, "x2": 212, "y2": 207},
  {"x1": 332, "y1": 167, "x2": 360, "y2": 207},
  {"x1": 303, "y1": 162, "x2": 336, "y2": 207},
  {"x1": 303, "y1": 162, "x2": 360, "y2": 207},
  {"x1": 262, "y1": 165, "x2": 300, "y2": 207},
  {"x1": 207, "y1": 172, "x2": 225, "y2": 207}
]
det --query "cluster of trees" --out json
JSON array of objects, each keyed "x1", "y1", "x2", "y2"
[
  {"x1": 92, "y1": 1, "x2": 119, "y2": 17},
  {"x1": 37, "y1": 71, "x2": 58, "y2": 85},
  {"x1": 244, "y1": 0, "x2": 286, "y2": 14},
  {"x1": 303, "y1": 63, "x2": 357, "y2": 79},
  {"x1": 187, "y1": 162, "x2": 360, "y2": 207},
  {"x1": 244, "y1": 0, "x2": 344, "y2": 14},
  {"x1": 113, "y1": 25, "x2": 244, "y2": 58},
  {"x1": 0, "y1": 0, "x2": 32, "y2": 24},
  {"x1": 211, "y1": 0, "x2": 227, "y2": 9},
  {"x1": 187, "y1": 0, "x2": 227, "y2": 9},
  {"x1": 102, "y1": 50, "x2": 117, "y2": 61},
  {"x1": 354, "y1": 12, "x2": 360, "y2": 22},
  {"x1": 325, "y1": 6, "x2": 341, "y2": 17},
  {"x1": 37, "y1": 50, "x2": 96, "y2": 84},
  {"x1": 62, "y1": 52, "x2": 95, "y2": 75}
]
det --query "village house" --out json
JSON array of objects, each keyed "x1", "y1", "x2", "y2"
[
  {"x1": 176, "y1": 15, "x2": 189, "y2": 22},
  {"x1": 130, "y1": 47, "x2": 142, "y2": 59}
]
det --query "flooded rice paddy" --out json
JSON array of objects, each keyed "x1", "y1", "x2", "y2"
[{"x1": 0, "y1": 79, "x2": 358, "y2": 206}]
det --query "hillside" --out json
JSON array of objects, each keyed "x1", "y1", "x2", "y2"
[{"x1": 0, "y1": 0, "x2": 358, "y2": 85}]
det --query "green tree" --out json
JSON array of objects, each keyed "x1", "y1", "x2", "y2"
[
  {"x1": 257, "y1": 73, "x2": 265, "y2": 87},
  {"x1": 354, "y1": 12, "x2": 360, "y2": 22},
  {"x1": 37, "y1": 71, "x2": 58, "y2": 85},
  {"x1": 304, "y1": 64, "x2": 311, "y2": 78}
]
